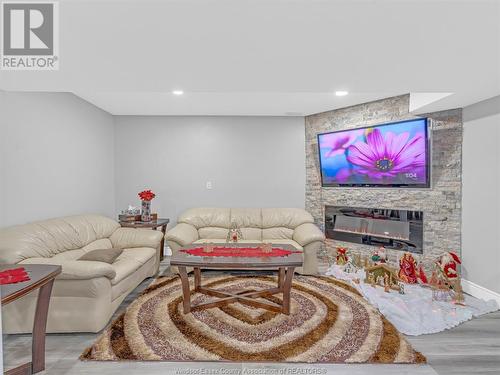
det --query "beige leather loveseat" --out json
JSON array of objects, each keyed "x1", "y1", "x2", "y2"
[
  {"x1": 0, "y1": 214, "x2": 163, "y2": 333},
  {"x1": 165, "y1": 208, "x2": 325, "y2": 274}
]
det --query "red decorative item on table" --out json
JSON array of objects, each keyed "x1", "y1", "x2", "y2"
[
  {"x1": 0, "y1": 267, "x2": 30, "y2": 285},
  {"x1": 182, "y1": 246, "x2": 299, "y2": 258}
]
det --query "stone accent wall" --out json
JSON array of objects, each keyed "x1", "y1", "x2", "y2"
[{"x1": 305, "y1": 94, "x2": 462, "y2": 266}]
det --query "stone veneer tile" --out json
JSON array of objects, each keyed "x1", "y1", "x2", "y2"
[{"x1": 305, "y1": 94, "x2": 462, "y2": 267}]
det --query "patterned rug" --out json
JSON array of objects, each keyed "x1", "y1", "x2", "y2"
[{"x1": 81, "y1": 275, "x2": 426, "y2": 363}]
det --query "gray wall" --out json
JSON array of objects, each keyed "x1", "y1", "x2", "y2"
[
  {"x1": 114, "y1": 116, "x2": 305, "y2": 224},
  {"x1": 305, "y1": 94, "x2": 463, "y2": 266},
  {"x1": 0, "y1": 92, "x2": 115, "y2": 227},
  {"x1": 462, "y1": 95, "x2": 500, "y2": 294}
]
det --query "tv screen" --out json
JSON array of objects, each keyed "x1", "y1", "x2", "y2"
[{"x1": 318, "y1": 118, "x2": 430, "y2": 188}]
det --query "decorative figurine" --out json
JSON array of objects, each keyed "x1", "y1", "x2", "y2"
[
  {"x1": 336, "y1": 246, "x2": 349, "y2": 265},
  {"x1": 398, "y1": 252, "x2": 418, "y2": 284},
  {"x1": 203, "y1": 243, "x2": 214, "y2": 253},
  {"x1": 364, "y1": 263, "x2": 401, "y2": 292},
  {"x1": 226, "y1": 222, "x2": 243, "y2": 243},
  {"x1": 439, "y1": 251, "x2": 461, "y2": 280},
  {"x1": 344, "y1": 261, "x2": 355, "y2": 274},
  {"x1": 368, "y1": 273, "x2": 376, "y2": 287},
  {"x1": 398, "y1": 282, "x2": 405, "y2": 295},
  {"x1": 376, "y1": 275, "x2": 384, "y2": 287},
  {"x1": 353, "y1": 253, "x2": 362, "y2": 268},
  {"x1": 439, "y1": 251, "x2": 465, "y2": 305},
  {"x1": 422, "y1": 251, "x2": 465, "y2": 304},
  {"x1": 383, "y1": 274, "x2": 391, "y2": 293},
  {"x1": 261, "y1": 243, "x2": 273, "y2": 253},
  {"x1": 417, "y1": 264, "x2": 429, "y2": 284},
  {"x1": 371, "y1": 246, "x2": 387, "y2": 264}
]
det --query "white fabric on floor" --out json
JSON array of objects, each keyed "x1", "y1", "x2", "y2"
[{"x1": 325, "y1": 265, "x2": 499, "y2": 336}]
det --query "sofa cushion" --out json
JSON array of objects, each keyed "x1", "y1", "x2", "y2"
[
  {"x1": 165, "y1": 223, "x2": 199, "y2": 246},
  {"x1": 81, "y1": 238, "x2": 113, "y2": 252},
  {"x1": 110, "y1": 228, "x2": 163, "y2": 249},
  {"x1": 50, "y1": 249, "x2": 85, "y2": 261},
  {"x1": 240, "y1": 227, "x2": 262, "y2": 240},
  {"x1": 111, "y1": 255, "x2": 156, "y2": 300},
  {"x1": 198, "y1": 227, "x2": 262, "y2": 240},
  {"x1": 110, "y1": 247, "x2": 156, "y2": 285},
  {"x1": 230, "y1": 208, "x2": 262, "y2": 228},
  {"x1": 262, "y1": 208, "x2": 314, "y2": 229},
  {"x1": 0, "y1": 215, "x2": 119, "y2": 264},
  {"x1": 262, "y1": 227, "x2": 294, "y2": 240},
  {"x1": 179, "y1": 208, "x2": 231, "y2": 229},
  {"x1": 19, "y1": 258, "x2": 116, "y2": 280},
  {"x1": 198, "y1": 227, "x2": 229, "y2": 239},
  {"x1": 78, "y1": 248, "x2": 123, "y2": 264},
  {"x1": 47, "y1": 239, "x2": 114, "y2": 261}
]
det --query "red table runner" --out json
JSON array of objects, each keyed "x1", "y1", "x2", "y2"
[
  {"x1": 0, "y1": 267, "x2": 31, "y2": 285},
  {"x1": 181, "y1": 246, "x2": 300, "y2": 257}
]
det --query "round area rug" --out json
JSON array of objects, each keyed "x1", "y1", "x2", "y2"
[{"x1": 81, "y1": 275, "x2": 426, "y2": 363}]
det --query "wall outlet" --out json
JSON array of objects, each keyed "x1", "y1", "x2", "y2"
[{"x1": 206, "y1": 181, "x2": 213, "y2": 190}]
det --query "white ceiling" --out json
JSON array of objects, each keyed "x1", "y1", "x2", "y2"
[{"x1": 1, "y1": 0, "x2": 499, "y2": 116}]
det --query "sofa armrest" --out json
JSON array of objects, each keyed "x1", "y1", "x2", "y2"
[
  {"x1": 110, "y1": 228, "x2": 163, "y2": 249},
  {"x1": 165, "y1": 223, "x2": 199, "y2": 247},
  {"x1": 20, "y1": 258, "x2": 116, "y2": 280},
  {"x1": 293, "y1": 223, "x2": 325, "y2": 247}
]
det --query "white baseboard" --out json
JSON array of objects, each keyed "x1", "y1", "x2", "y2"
[{"x1": 462, "y1": 279, "x2": 500, "y2": 306}]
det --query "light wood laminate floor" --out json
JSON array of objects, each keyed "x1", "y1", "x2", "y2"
[{"x1": 3, "y1": 261, "x2": 499, "y2": 375}]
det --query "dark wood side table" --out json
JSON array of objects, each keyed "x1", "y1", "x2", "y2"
[
  {"x1": 1, "y1": 264, "x2": 61, "y2": 375},
  {"x1": 119, "y1": 218, "x2": 169, "y2": 261}
]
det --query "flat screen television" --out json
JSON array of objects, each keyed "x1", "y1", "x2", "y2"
[{"x1": 317, "y1": 118, "x2": 430, "y2": 188}]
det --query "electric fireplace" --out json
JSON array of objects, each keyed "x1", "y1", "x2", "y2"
[{"x1": 325, "y1": 206, "x2": 423, "y2": 254}]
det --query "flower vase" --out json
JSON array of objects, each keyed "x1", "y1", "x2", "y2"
[{"x1": 141, "y1": 200, "x2": 152, "y2": 222}]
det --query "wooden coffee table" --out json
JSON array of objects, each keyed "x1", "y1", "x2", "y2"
[{"x1": 170, "y1": 243, "x2": 303, "y2": 315}]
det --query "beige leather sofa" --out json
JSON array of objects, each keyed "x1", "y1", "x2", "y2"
[
  {"x1": 166, "y1": 208, "x2": 325, "y2": 274},
  {"x1": 0, "y1": 214, "x2": 163, "y2": 333}
]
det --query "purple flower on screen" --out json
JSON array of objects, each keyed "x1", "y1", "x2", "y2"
[{"x1": 347, "y1": 129, "x2": 425, "y2": 179}]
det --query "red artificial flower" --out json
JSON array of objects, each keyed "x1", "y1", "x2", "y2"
[{"x1": 138, "y1": 189, "x2": 156, "y2": 201}]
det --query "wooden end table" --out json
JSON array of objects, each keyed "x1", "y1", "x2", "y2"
[
  {"x1": 119, "y1": 218, "x2": 169, "y2": 260},
  {"x1": 1, "y1": 264, "x2": 61, "y2": 375},
  {"x1": 170, "y1": 244, "x2": 303, "y2": 315}
]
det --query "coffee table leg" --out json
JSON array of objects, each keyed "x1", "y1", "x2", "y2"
[
  {"x1": 178, "y1": 266, "x2": 191, "y2": 314},
  {"x1": 31, "y1": 279, "x2": 55, "y2": 373},
  {"x1": 278, "y1": 267, "x2": 285, "y2": 291},
  {"x1": 194, "y1": 267, "x2": 201, "y2": 291},
  {"x1": 282, "y1": 267, "x2": 295, "y2": 315}
]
